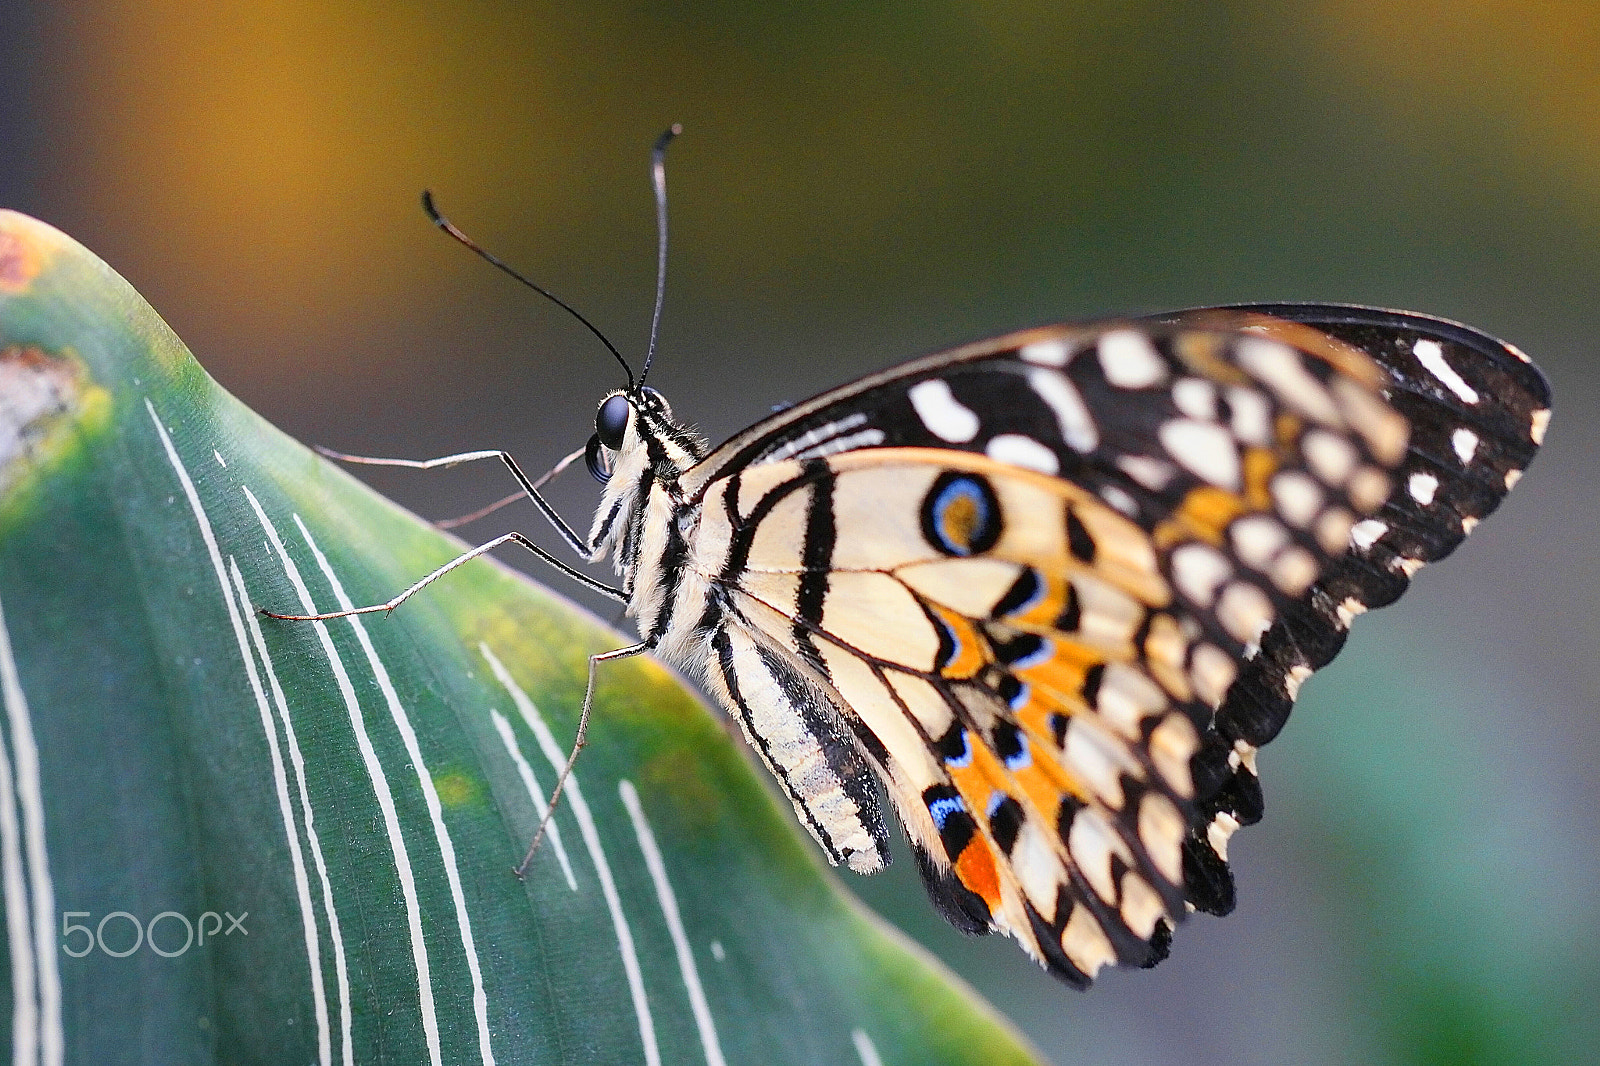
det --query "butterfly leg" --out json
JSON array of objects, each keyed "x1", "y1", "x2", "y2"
[
  {"x1": 317, "y1": 444, "x2": 594, "y2": 555},
  {"x1": 514, "y1": 639, "x2": 651, "y2": 878},
  {"x1": 435, "y1": 447, "x2": 585, "y2": 529},
  {"x1": 259, "y1": 530, "x2": 626, "y2": 622}
]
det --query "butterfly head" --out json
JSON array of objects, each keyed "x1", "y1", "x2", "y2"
[
  {"x1": 584, "y1": 383, "x2": 707, "y2": 575},
  {"x1": 583, "y1": 386, "x2": 677, "y2": 484}
]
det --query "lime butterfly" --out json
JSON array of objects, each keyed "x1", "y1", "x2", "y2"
[
  {"x1": 571, "y1": 303, "x2": 1548, "y2": 986},
  {"x1": 271, "y1": 134, "x2": 1551, "y2": 988}
]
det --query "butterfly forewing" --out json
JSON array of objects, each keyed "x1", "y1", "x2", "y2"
[{"x1": 657, "y1": 308, "x2": 1548, "y2": 989}]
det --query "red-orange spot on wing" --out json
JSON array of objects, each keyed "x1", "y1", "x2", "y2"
[{"x1": 953, "y1": 836, "x2": 1002, "y2": 909}]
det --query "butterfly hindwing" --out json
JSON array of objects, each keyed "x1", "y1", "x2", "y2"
[{"x1": 668, "y1": 309, "x2": 1548, "y2": 988}]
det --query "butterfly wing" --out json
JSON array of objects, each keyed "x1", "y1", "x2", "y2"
[{"x1": 678, "y1": 308, "x2": 1549, "y2": 987}]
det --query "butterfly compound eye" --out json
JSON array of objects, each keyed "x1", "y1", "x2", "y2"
[{"x1": 595, "y1": 393, "x2": 631, "y2": 450}]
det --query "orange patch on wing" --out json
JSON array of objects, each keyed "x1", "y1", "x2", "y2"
[
  {"x1": 1015, "y1": 655, "x2": 1096, "y2": 711},
  {"x1": 953, "y1": 836, "x2": 1002, "y2": 908},
  {"x1": 1153, "y1": 485, "x2": 1248, "y2": 549},
  {"x1": 1274, "y1": 411, "x2": 1304, "y2": 450},
  {"x1": 927, "y1": 602, "x2": 989, "y2": 679},
  {"x1": 948, "y1": 741, "x2": 1010, "y2": 801},
  {"x1": 1170, "y1": 330, "x2": 1251, "y2": 386},
  {"x1": 1013, "y1": 759, "x2": 1079, "y2": 822},
  {"x1": 999, "y1": 574, "x2": 1072, "y2": 630},
  {"x1": 1242, "y1": 447, "x2": 1278, "y2": 510}
]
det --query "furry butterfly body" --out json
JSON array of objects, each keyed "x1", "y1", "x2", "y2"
[{"x1": 581, "y1": 303, "x2": 1548, "y2": 988}]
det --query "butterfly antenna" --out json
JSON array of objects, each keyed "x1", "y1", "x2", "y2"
[
  {"x1": 637, "y1": 123, "x2": 681, "y2": 389},
  {"x1": 421, "y1": 190, "x2": 635, "y2": 390}
]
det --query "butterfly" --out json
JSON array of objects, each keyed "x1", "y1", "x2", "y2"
[
  {"x1": 552, "y1": 302, "x2": 1547, "y2": 988},
  {"x1": 269, "y1": 136, "x2": 1550, "y2": 988}
]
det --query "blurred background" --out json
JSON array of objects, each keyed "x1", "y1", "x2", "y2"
[{"x1": 3, "y1": 2, "x2": 1596, "y2": 1063}]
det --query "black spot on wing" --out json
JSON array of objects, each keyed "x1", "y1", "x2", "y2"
[
  {"x1": 921, "y1": 471, "x2": 1003, "y2": 556},
  {"x1": 991, "y1": 566, "x2": 1044, "y2": 620},
  {"x1": 1065, "y1": 505, "x2": 1096, "y2": 563},
  {"x1": 1140, "y1": 919, "x2": 1174, "y2": 969},
  {"x1": 911, "y1": 842, "x2": 993, "y2": 935},
  {"x1": 1182, "y1": 829, "x2": 1236, "y2": 916},
  {"x1": 987, "y1": 795, "x2": 1025, "y2": 854}
]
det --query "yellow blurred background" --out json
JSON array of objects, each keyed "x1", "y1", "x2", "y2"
[{"x1": 3, "y1": 2, "x2": 1596, "y2": 1063}]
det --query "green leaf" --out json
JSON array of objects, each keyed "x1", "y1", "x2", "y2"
[{"x1": 0, "y1": 211, "x2": 1043, "y2": 1065}]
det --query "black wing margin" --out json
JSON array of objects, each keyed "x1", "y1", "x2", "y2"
[{"x1": 1151, "y1": 303, "x2": 1551, "y2": 916}]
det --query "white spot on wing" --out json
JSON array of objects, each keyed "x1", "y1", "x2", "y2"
[
  {"x1": 1531, "y1": 408, "x2": 1550, "y2": 445},
  {"x1": 1451, "y1": 427, "x2": 1480, "y2": 465},
  {"x1": 986, "y1": 433, "x2": 1059, "y2": 474},
  {"x1": 1098, "y1": 484, "x2": 1140, "y2": 517},
  {"x1": 1206, "y1": 811, "x2": 1240, "y2": 861},
  {"x1": 1019, "y1": 338, "x2": 1072, "y2": 366},
  {"x1": 1116, "y1": 454, "x2": 1177, "y2": 490},
  {"x1": 1408, "y1": 471, "x2": 1439, "y2": 505},
  {"x1": 1303, "y1": 429, "x2": 1358, "y2": 486},
  {"x1": 1011, "y1": 819, "x2": 1061, "y2": 916},
  {"x1": 1068, "y1": 809, "x2": 1119, "y2": 901},
  {"x1": 1159, "y1": 418, "x2": 1240, "y2": 489},
  {"x1": 621, "y1": 781, "x2": 728, "y2": 1066},
  {"x1": 1097, "y1": 329, "x2": 1169, "y2": 389},
  {"x1": 1225, "y1": 385, "x2": 1272, "y2": 446},
  {"x1": 1348, "y1": 466, "x2": 1391, "y2": 512},
  {"x1": 908, "y1": 379, "x2": 980, "y2": 442},
  {"x1": 1027, "y1": 368, "x2": 1098, "y2": 452},
  {"x1": 1237, "y1": 337, "x2": 1342, "y2": 424},
  {"x1": 1269, "y1": 546, "x2": 1317, "y2": 595},
  {"x1": 1171, "y1": 543, "x2": 1232, "y2": 606},
  {"x1": 1350, "y1": 518, "x2": 1388, "y2": 551},
  {"x1": 1271, "y1": 470, "x2": 1323, "y2": 527},
  {"x1": 1171, "y1": 377, "x2": 1218, "y2": 421},
  {"x1": 1216, "y1": 582, "x2": 1273, "y2": 644},
  {"x1": 1190, "y1": 643, "x2": 1237, "y2": 707},
  {"x1": 1065, "y1": 722, "x2": 1128, "y2": 808},
  {"x1": 1138, "y1": 793, "x2": 1184, "y2": 883},
  {"x1": 1230, "y1": 514, "x2": 1289, "y2": 571},
  {"x1": 1413, "y1": 339, "x2": 1479, "y2": 404},
  {"x1": 1335, "y1": 596, "x2": 1368, "y2": 627}
]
